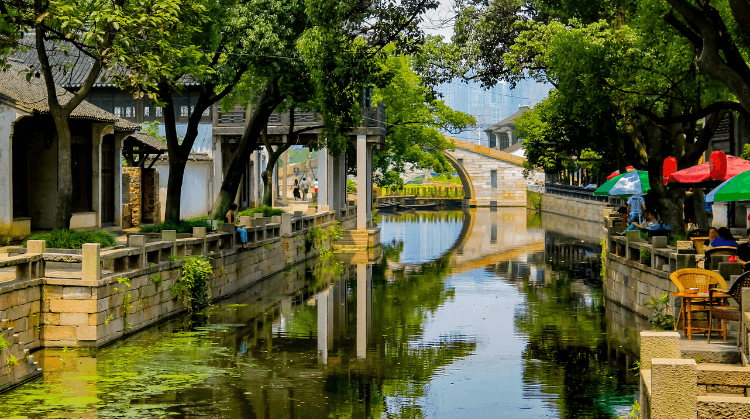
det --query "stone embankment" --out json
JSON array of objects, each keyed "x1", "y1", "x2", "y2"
[{"x1": 0, "y1": 207, "x2": 361, "y2": 392}]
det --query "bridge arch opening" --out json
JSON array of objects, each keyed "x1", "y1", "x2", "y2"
[{"x1": 441, "y1": 151, "x2": 475, "y2": 200}]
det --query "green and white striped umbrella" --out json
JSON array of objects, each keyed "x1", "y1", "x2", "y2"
[{"x1": 593, "y1": 170, "x2": 650, "y2": 196}]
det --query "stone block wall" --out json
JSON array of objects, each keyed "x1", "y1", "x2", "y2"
[
  {"x1": 0, "y1": 319, "x2": 41, "y2": 392},
  {"x1": 0, "y1": 280, "x2": 42, "y2": 352},
  {"x1": 540, "y1": 193, "x2": 611, "y2": 222},
  {"x1": 122, "y1": 168, "x2": 142, "y2": 227},
  {"x1": 447, "y1": 147, "x2": 544, "y2": 207},
  {"x1": 142, "y1": 168, "x2": 160, "y2": 224},
  {"x1": 606, "y1": 252, "x2": 680, "y2": 323}
]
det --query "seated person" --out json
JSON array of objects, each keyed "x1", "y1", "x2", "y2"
[
  {"x1": 624, "y1": 209, "x2": 659, "y2": 232},
  {"x1": 737, "y1": 228, "x2": 750, "y2": 272},
  {"x1": 709, "y1": 227, "x2": 739, "y2": 248},
  {"x1": 226, "y1": 204, "x2": 249, "y2": 250},
  {"x1": 617, "y1": 206, "x2": 628, "y2": 228},
  {"x1": 703, "y1": 227, "x2": 719, "y2": 247}
]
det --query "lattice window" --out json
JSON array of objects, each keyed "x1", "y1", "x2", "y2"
[
  {"x1": 180, "y1": 106, "x2": 189, "y2": 116},
  {"x1": 125, "y1": 107, "x2": 133, "y2": 118},
  {"x1": 144, "y1": 107, "x2": 150, "y2": 117},
  {"x1": 114, "y1": 107, "x2": 122, "y2": 117},
  {"x1": 155, "y1": 107, "x2": 163, "y2": 117},
  {"x1": 202, "y1": 107, "x2": 210, "y2": 117}
]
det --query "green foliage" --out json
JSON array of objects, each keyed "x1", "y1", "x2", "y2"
[
  {"x1": 668, "y1": 234, "x2": 687, "y2": 247},
  {"x1": 527, "y1": 190, "x2": 541, "y2": 210},
  {"x1": 347, "y1": 179, "x2": 357, "y2": 194},
  {"x1": 237, "y1": 206, "x2": 285, "y2": 218},
  {"x1": 643, "y1": 294, "x2": 675, "y2": 331},
  {"x1": 619, "y1": 401, "x2": 640, "y2": 419},
  {"x1": 140, "y1": 219, "x2": 209, "y2": 234},
  {"x1": 372, "y1": 47, "x2": 476, "y2": 186},
  {"x1": 430, "y1": 174, "x2": 462, "y2": 184},
  {"x1": 141, "y1": 122, "x2": 168, "y2": 144},
  {"x1": 742, "y1": 143, "x2": 750, "y2": 161},
  {"x1": 7, "y1": 354, "x2": 18, "y2": 366},
  {"x1": 172, "y1": 255, "x2": 213, "y2": 310},
  {"x1": 640, "y1": 248, "x2": 651, "y2": 265},
  {"x1": 600, "y1": 238, "x2": 607, "y2": 281},
  {"x1": 0, "y1": 334, "x2": 8, "y2": 351},
  {"x1": 24, "y1": 229, "x2": 118, "y2": 249},
  {"x1": 150, "y1": 274, "x2": 163, "y2": 290}
]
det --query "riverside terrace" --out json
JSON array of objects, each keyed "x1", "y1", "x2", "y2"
[
  {"x1": 0, "y1": 207, "x2": 365, "y2": 392},
  {"x1": 603, "y1": 211, "x2": 750, "y2": 418}
]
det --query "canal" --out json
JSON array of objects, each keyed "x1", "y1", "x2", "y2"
[{"x1": 0, "y1": 209, "x2": 639, "y2": 418}]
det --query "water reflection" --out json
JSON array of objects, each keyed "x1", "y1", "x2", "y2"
[{"x1": 0, "y1": 209, "x2": 637, "y2": 418}]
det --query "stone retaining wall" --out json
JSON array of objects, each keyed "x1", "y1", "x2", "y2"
[
  {"x1": 0, "y1": 209, "x2": 356, "y2": 391},
  {"x1": 541, "y1": 193, "x2": 612, "y2": 222}
]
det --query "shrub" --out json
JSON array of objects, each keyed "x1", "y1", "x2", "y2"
[
  {"x1": 237, "y1": 206, "x2": 285, "y2": 218},
  {"x1": 139, "y1": 219, "x2": 209, "y2": 234},
  {"x1": 347, "y1": 179, "x2": 357, "y2": 193},
  {"x1": 640, "y1": 248, "x2": 651, "y2": 265},
  {"x1": 24, "y1": 229, "x2": 118, "y2": 249},
  {"x1": 643, "y1": 294, "x2": 675, "y2": 331},
  {"x1": 172, "y1": 255, "x2": 213, "y2": 310}
]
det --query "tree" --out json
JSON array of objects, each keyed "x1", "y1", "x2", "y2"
[
  {"x1": 372, "y1": 47, "x2": 476, "y2": 187},
  {"x1": 417, "y1": 0, "x2": 742, "y2": 233},
  {"x1": 0, "y1": 0, "x2": 196, "y2": 228},
  {"x1": 209, "y1": 0, "x2": 441, "y2": 217}
]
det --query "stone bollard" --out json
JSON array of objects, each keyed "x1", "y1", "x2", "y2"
[
  {"x1": 254, "y1": 213, "x2": 263, "y2": 219},
  {"x1": 162, "y1": 230, "x2": 177, "y2": 256},
  {"x1": 742, "y1": 288, "x2": 750, "y2": 350},
  {"x1": 26, "y1": 240, "x2": 46, "y2": 254},
  {"x1": 192, "y1": 227, "x2": 206, "y2": 239},
  {"x1": 718, "y1": 262, "x2": 742, "y2": 285},
  {"x1": 281, "y1": 213, "x2": 292, "y2": 236},
  {"x1": 640, "y1": 331, "x2": 681, "y2": 370},
  {"x1": 625, "y1": 230, "x2": 641, "y2": 242},
  {"x1": 321, "y1": 205, "x2": 330, "y2": 212},
  {"x1": 294, "y1": 211, "x2": 303, "y2": 218},
  {"x1": 239, "y1": 216, "x2": 251, "y2": 227},
  {"x1": 82, "y1": 243, "x2": 101, "y2": 282},
  {"x1": 307, "y1": 207, "x2": 316, "y2": 216},
  {"x1": 650, "y1": 358, "x2": 697, "y2": 419},
  {"x1": 675, "y1": 254, "x2": 696, "y2": 270},
  {"x1": 652, "y1": 236, "x2": 668, "y2": 249},
  {"x1": 128, "y1": 235, "x2": 147, "y2": 269}
]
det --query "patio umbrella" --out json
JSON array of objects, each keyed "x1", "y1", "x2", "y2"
[
  {"x1": 706, "y1": 170, "x2": 750, "y2": 202},
  {"x1": 594, "y1": 170, "x2": 650, "y2": 196},
  {"x1": 606, "y1": 166, "x2": 635, "y2": 180},
  {"x1": 664, "y1": 150, "x2": 750, "y2": 186}
]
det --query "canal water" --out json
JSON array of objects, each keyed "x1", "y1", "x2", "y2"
[{"x1": 0, "y1": 209, "x2": 639, "y2": 418}]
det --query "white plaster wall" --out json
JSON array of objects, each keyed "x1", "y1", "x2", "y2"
[
  {"x1": 154, "y1": 159, "x2": 214, "y2": 220},
  {"x1": 0, "y1": 104, "x2": 23, "y2": 230}
]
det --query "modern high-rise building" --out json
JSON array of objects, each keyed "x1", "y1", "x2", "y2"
[{"x1": 436, "y1": 78, "x2": 551, "y2": 145}]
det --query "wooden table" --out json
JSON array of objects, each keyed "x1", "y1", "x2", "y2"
[{"x1": 672, "y1": 291, "x2": 730, "y2": 340}]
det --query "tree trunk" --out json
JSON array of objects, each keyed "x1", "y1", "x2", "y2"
[
  {"x1": 165, "y1": 157, "x2": 187, "y2": 223},
  {"x1": 209, "y1": 80, "x2": 284, "y2": 220},
  {"x1": 261, "y1": 168, "x2": 273, "y2": 207},
  {"x1": 55, "y1": 123, "x2": 73, "y2": 229},
  {"x1": 692, "y1": 188, "x2": 710, "y2": 231}
]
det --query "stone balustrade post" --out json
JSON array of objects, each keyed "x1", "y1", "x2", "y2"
[
  {"x1": 128, "y1": 235, "x2": 147, "y2": 268},
  {"x1": 162, "y1": 230, "x2": 177, "y2": 256},
  {"x1": 281, "y1": 213, "x2": 292, "y2": 236},
  {"x1": 742, "y1": 288, "x2": 750, "y2": 353},
  {"x1": 650, "y1": 359, "x2": 697, "y2": 419},
  {"x1": 307, "y1": 207, "x2": 316, "y2": 216},
  {"x1": 193, "y1": 227, "x2": 207, "y2": 255},
  {"x1": 82, "y1": 243, "x2": 101, "y2": 282},
  {"x1": 640, "y1": 331, "x2": 681, "y2": 370},
  {"x1": 26, "y1": 240, "x2": 46, "y2": 254}
]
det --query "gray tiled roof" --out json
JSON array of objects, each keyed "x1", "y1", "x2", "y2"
[
  {"x1": 485, "y1": 107, "x2": 530, "y2": 133},
  {"x1": 156, "y1": 152, "x2": 212, "y2": 162},
  {"x1": 0, "y1": 62, "x2": 138, "y2": 130},
  {"x1": 127, "y1": 132, "x2": 168, "y2": 151},
  {"x1": 12, "y1": 33, "x2": 199, "y2": 88}
]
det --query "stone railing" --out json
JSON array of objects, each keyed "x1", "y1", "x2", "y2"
[{"x1": 640, "y1": 331, "x2": 750, "y2": 419}]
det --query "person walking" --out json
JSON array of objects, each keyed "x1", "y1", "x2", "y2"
[
  {"x1": 300, "y1": 177, "x2": 309, "y2": 201},
  {"x1": 293, "y1": 178, "x2": 300, "y2": 201}
]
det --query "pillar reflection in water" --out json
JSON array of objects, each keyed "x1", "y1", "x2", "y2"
[
  {"x1": 357, "y1": 264, "x2": 372, "y2": 359},
  {"x1": 317, "y1": 287, "x2": 329, "y2": 364}
]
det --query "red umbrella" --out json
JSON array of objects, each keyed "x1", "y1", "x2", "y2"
[
  {"x1": 606, "y1": 166, "x2": 635, "y2": 180},
  {"x1": 664, "y1": 150, "x2": 750, "y2": 185}
]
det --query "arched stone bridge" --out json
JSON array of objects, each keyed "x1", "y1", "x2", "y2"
[
  {"x1": 381, "y1": 208, "x2": 545, "y2": 275},
  {"x1": 442, "y1": 136, "x2": 544, "y2": 207}
]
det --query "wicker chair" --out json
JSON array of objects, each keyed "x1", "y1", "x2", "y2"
[
  {"x1": 707, "y1": 271, "x2": 750, "y2": 343},
  {"x1": 704, "y1": 246, "x2": 737, "y2": 270},
  {"x1": 670, "y1": 269, "x2": 728, "y2": 336},
  {"x1": 687, "y1": 229, "x2": 709, "y2": 239}
]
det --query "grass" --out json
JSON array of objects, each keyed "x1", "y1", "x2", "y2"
[
  {"x1": 24, "y1": 229, "x2": 118, "y2": 249},
  {"x1": 430, "y1": 174, "x2": 462, "y2": 184},
  {"x1": 140, "y1": 219, "x2": 211, "y2": 234},
  {"x1": 238, "y1": 206, "x2": 285, "y2": 217}
]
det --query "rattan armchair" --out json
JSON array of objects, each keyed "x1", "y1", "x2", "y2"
[
  {"x1": 670, "y1": 269, "x2": 728, "y2": 336},
  {"x1": 707, "y1": 271, "x2": 750, "y2": 344},
  {"x1": 704, "y1": 246, "x2": 737, "y2": 270}
]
